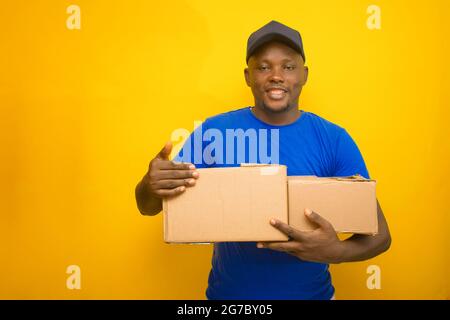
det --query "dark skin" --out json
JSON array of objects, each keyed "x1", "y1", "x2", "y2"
[
  {"x1": 134, "y1": 141, "x2": 199, "y2": 215},
  {"x1": 135, "y1": 41, "x2": 391, "y2": 263},
  {"x1": 244, "y1": 41, "x2": 308, "y2": 126},
  {"x1": 258, "y1": 204, "x2": 391, "y2": 264}
]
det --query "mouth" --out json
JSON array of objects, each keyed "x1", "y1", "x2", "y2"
[{"x1": 265, "y1": 87, "x2": 288, "y2": 100}]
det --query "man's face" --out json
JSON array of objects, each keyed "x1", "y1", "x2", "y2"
[{"x1": 244, "y1": 41, "x2": 308, "y2": 113}]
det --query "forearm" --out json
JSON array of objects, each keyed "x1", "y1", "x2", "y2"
[
  {"x1": 338, "y1": 233, "x2": 391, "y2": 263},
  {"x1": 135, "y1": 175, "x2": 162, "y2": 216}
]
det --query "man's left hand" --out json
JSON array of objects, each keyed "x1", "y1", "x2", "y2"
[{"x1": 257, "y1": 208, "x2": 344, "y2": 264}]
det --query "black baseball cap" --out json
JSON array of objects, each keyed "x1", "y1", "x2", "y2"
[{"x1": 246, "y1": 20, "x2": 306, "y2": 64}]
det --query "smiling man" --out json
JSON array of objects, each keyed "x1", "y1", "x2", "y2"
[
  {"x1": 135, "y1": 20, "x2": 391, "y2": 300},
  {"x1": 244, "y1": 21, "x2": 308, "y2": 125}
]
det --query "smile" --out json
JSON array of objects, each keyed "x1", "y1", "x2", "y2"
[{"x1": 266, "y1": 89, "x2": 287, "y2": 100}]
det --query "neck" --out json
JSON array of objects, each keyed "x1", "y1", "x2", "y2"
[{"x1": 251, "y1": 104, "x2": 301, "y2": 126}]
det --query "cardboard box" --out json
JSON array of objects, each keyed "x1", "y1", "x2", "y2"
[
  {"x1": 287, "y1": 175, "x2": 378, "y2": 235},
  {"x1": 163, "y1": 164, "x2": 288, "y2": 243}
]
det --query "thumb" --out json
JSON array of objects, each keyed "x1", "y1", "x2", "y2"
[
  {"x1": 304, "y1": 208, "x2": 331, "y2": 229},
  {"x1": 157, "y1": 141, "x2": 173, "y2": 160}
]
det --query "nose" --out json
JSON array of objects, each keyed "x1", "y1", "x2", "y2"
[{"x1": 268, "y1": 66, "x2": 284, "y2": 83}]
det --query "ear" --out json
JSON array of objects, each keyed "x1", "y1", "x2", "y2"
[
  {"x1": 244, "y1": 67, "x2": 251, "y2": 87},
  {"x1": 302, "y1": 66, "x2": 309, "y2": 85}
]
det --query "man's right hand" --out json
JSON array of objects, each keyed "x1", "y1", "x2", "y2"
[{"x1": 144, "y1": 141, "x2": 199, "y2": 198}]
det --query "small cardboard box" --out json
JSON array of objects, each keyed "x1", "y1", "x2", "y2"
[
  {"x1": 287, "y1": 175, "x2": 378, "y2": 235},
  {"x1": 163, "y1": 164, "x2": 288, "y2": 243}
]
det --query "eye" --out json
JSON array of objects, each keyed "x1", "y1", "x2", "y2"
[
  {"x1": 258, "y1": 65, "x2": 269, "y2": 71},
  {"x1": 284, "y1": 65, "x2": 296, "y2": 71}
]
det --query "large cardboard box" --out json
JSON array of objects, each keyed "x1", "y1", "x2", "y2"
[
  {"x1": 287, "y1": 175, "x2": 378, "y2": 235},
  {"x1": 163, "y1": 164, "x2": 288, "y2": 243}
]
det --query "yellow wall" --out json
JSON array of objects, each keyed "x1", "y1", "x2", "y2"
[{"x1": 1, "y1": 0, "x2": 448, "y2": 299}]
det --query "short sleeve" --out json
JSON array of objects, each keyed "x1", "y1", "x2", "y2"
[{"x1": 333, "y1": 129, "x2": 370, "y2": 179}]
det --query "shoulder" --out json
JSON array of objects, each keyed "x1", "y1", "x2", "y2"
[
  {"x1": 303, "y1": 111, "x2": 347, "y2": 139},
  {"x1": 304, "y1": 111, "x2": 345, "y2": 131}
]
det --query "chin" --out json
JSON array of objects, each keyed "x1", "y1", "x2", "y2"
[{"x1": 262, "y1": 101, "x2": 291, "y2": 113}]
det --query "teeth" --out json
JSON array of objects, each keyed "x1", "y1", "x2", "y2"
[
  {"x1": 270, "y1": 89, "x2": 284, "y2": 94},
  {"x1": 267, "y1": 89, "x2": 286, "y2": 99}
]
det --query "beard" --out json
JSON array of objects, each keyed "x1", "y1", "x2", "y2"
[{"x1": 261, "y1": 101, "x2": 292, "y2": 114}]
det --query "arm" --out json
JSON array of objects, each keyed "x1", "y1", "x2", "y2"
[
  {"x1": 257, "y1": 199, "x2": 392, "y2": 264},
  {"x1": 135, "y1": 142, "x2": 199, "y2": 216},
  {"x1": 258, "y1": 128, "x2": 392, "y2": 262},
  {"x1": 337, "y1": 199, "x2": 391, "y2": 262},
  {"x1": 135, "y1": 174, "x2": 163, "y2": 216}
]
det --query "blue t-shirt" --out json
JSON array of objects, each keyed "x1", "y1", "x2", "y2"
[{"x1": 174, "y1": 107, "x2": 370, "y2": 300}]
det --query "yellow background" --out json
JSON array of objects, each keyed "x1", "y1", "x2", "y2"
[{"x1": 1, "y1": 0, "x2": 449, "y2": 299}]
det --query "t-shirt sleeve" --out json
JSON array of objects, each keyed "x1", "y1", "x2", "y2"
[{"x1": 333, "y1": 129, "x2": 370, "y2": 179}]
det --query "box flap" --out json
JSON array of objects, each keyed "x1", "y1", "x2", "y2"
[
  {"x1": 331, "y1": 174, "x2": 376, "y2": 182},
  {"x1": 288, "y1": 174, "x2": 376, "y2": 183}
]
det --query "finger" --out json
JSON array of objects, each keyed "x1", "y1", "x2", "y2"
[
  {"x1": 304, "y1": 208, "x2": 333, "y2": 230},
  {"x1": 269, "y1": 219, "x2": 306, "y2": 242},
  {"x1": 157, "y1": 169, "x2": 199, "y2": 180},
  {"x1": 155, "y1": 178, "x2": 196, "y2": 189},
  {"x1": 154, "y1": 186, "x2": 186, "y2": 197},
  {"x1": 257, "y1": 241, "x2": 302, "y2": 254},
  {"x1": 156, "y1": 141, "x2": 173, "y2": 160},
  {"x1": 157, "y1": 160, "x2": 197, "y2": 171}
]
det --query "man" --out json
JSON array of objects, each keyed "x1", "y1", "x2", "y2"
[{"x1": 135, "y1": 20, "x2": 391, "y2": 299}]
